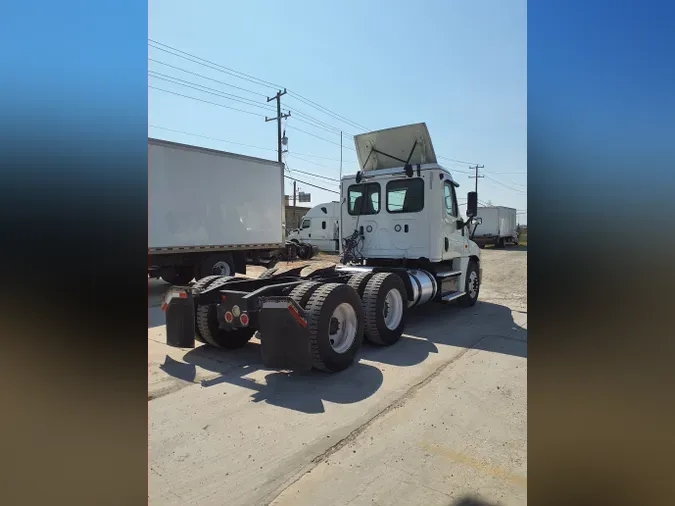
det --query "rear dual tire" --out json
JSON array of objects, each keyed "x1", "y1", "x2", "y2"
[{"x1": 291, "y1": 282, "x2": 364, "y2": 373}]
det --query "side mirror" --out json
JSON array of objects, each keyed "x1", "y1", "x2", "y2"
[{"x1": 466, "y1": 191, "x2": 478, "y2": 217}]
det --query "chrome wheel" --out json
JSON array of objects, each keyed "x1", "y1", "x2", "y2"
[
  {"x1": 468, "y1": 270, "x2": 479, "y2": 299},
  {"x1": 383, "y1": 288, "x2": 404, "y2": 330},
  {"x1": 212, "y1": 261, "x2": 232, "y2": 276},
  {"x1": 328, "y1": 302, "x2": 358, "y2": 354}
]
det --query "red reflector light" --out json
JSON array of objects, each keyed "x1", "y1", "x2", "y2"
[
  {"x1": 161, "y1": 303, "x2": 168, "y2": 312},
  {"x1": 240, "y1": 313, "x2": 249, "y2": 326},
  {"x1": 287, "y1": 304, "x2": 307, "y2": 328},
  {"x1": 221, "y1": 295, "x2": 227, "y2": 301},
  {"x1": 178, "y1": 292, "x2": 187, "y2": 298},
  {"x1": 224, "y1": 312, "x2": 233, "y2": 323}
]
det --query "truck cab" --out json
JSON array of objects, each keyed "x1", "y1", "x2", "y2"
[
  {"x1": 339, "y1": 123, "x2": 481, "y2": 291},
  {"x1": 287, "y1": 202, "x2": 340, "y2": 253}
]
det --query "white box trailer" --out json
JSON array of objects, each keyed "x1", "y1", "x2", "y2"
[
  {"x1": 471, "y1": 206, "x2": 518, "y2": 248},
  {"x1": 149, "y1": 138, "x2": 285, "y2": 284}
]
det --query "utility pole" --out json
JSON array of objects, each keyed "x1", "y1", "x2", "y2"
[
  {"x1": 292, "y1": 181, "x2": 297, "y2": 229},
  {"x1": 468, "y1": 164, "x2": 485, "y2": 193},
  {"x1": 340, "y1": 131, "x2": 343, "y2": 180},
  {"x1": 265, "y1": 88, "x2": 291, "y2": 164}
]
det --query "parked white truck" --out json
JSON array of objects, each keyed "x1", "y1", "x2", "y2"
[
  {"x1": 148, "y1": 138, "x2": 285, "y2": 284},
  {"x1": 471, "y1": 206, "x2": 518, "y2": 248},
  {"x1": 287, "y1": 201, "x2": 340, "y2": 253},
  {"x1": 163, "y1": 123, "x2": 482, "y2": 373}
]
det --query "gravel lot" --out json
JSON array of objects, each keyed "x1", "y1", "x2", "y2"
[{"x1": 148, "y1": 248, "x2": 527, "y2": 505}]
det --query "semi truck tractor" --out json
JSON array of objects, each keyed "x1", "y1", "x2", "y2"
[
  {"x1": 163, "y1": 123, "x2": 482, "y2": 372},
  {"x1": 287, "y1": 201, "x2": 340, "y2": 253},
  {"x1": 148, "y1": 138, "x2": 286, "y2": 284}
]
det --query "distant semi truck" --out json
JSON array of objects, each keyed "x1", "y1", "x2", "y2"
[
  {"x1": 148, "y1": 138, "x2": 286, "y2": 284},
  {"x1": 471, "y1": 206, "x2": 518, "y2": 248},
  {"x1": 286, "y1": 201, "x2": 340, "y2": 253}
]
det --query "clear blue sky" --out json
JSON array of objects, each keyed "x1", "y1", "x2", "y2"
[{"x1": 149, "y1": 0, "x2": 527, "y2": 223}]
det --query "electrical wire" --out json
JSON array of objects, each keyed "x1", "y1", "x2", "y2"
[
  {"x1": 287, "y1": 125, "x2": 356, "y2": 151},
  {"x1": 289, "y1": 168, "x2": 340, "y2": 183},
  {"x1": 148, "y1": 58, "x2": 269, "y2": 98},
  {"x1": 149, "y1": 125, "x2": 357, "y2": 163},
  {"x1": 149, "y1": 39, "x2": 281, "y2": 90},
  {"x1": 284, "y1": 175, "x2": 339, "y2": 194},
  {"x1": 484, "y1": 174, "x2": 527, "y2": 194},
  {"x1": 149, "y1": 72, "x2": 280, "y2": 113},
  {"x1": 149, "y1": 86, "x2": 265, "y2": 117}
]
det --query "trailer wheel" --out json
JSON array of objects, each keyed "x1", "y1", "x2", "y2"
[
  {"x1": 347, "y1": 272, "x2": 374, "y2": 298},
  {"x1": 457, "y1": 261, "x2": 480, "y2": 307},
  {"x1": 199, "y1": 253, "x2": 236, "y2": 278},
  {"x1": 191, "y1": 275, "x2": 232, "y2": 343},
  {"x1": 305, "y1": 283, "x2": 364, "y2": 372},
  {"x1": 362, "y1": 272, "x2": 408, "y2": 346},
  {"x1": 196, "y1": 304, "x2": 254, "y2": 349},
  {"x1": 289, "y1": 282, "x2": 322, "y2": 308}
]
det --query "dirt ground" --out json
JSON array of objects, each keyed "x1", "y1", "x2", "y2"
[{"x1": 148, "y1": 248, "x2": 527, "y2": 505}]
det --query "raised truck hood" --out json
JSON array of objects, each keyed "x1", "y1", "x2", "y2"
[{"x1": 354, "y1": 122, "x2": 438, "y2": 171}]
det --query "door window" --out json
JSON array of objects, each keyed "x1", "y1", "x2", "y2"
[
  {"x1": 444, "y1": 182, "x2": 458, "y2": 217},
  {"x1": 301, "y1": 219, "x2": 311, "y2": 229}
]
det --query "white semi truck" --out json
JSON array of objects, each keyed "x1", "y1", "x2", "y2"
[
  {"x1": 163, "y1": 123, "x2": 482, "y2": 373},
  {"x1": 148, "y1": 138, "x2": 286, "y2": 284},
  {"x1": 471, "y1": 206, "x2": 518, "y2": 248},
  {"x1": 287, "y1": 201, "x2": 340, "y2": 253}
]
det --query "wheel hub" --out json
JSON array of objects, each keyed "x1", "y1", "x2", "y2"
[
  {"x1": 213, "y1": 261, "x2": 231, "y2": 276},
  {"x1": 383, "y1": 289, "x2": 404, "y2": 330},
  {"x1": 328, "y1": 303, "x2": 357, "y2": 353}
]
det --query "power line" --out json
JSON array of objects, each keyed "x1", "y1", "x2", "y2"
[
  {"x1": 148, "y1": 58, "x2": 269, "y2": 98},
  {"x1": 149, "y1": 39, "x2": 369, "y2": 133},
  {"x1": 287, "y1": 125, "x2": 356, "y2": 151},
  {"x1": 286, "y1": 92, "x2": 369, "y2": 132},
  {"x1": 149, "y1": 72, "x2": 280, "y2": 113},
  {"x1": 438, "y1": 154, "x2": 479, "y2": 166},
  {"x1": 149, "y1": 86, "x2": 265, "y2": 117},
  {"x1": 149, "y1": 39, "x2": 281, "y2": 90},
  {"x1": 289, "y1": 168, "x2": 340, "y2": 183},
  {"x1": 484, "y1": 174, "x2": 527, "y2": 194},
  {"x1": 148, "y1": 125, "x2": 356, "y2": 163},
  {"x1": 284, "y1": 175, "x2": 339, "y2": 194},
  {"x1": 287, "y1": 153, "x2": 339, "y2": 171}
]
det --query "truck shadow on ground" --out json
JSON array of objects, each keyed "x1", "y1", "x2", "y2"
[
  {"x1": 158, "y1": 300, "x2": 524, "y2": 413},
  {"x1": 160, "y1": 344, "x2": 384, "y2": 414},
  {"x1": 450, "y1": 497, "x2": 501, "y2": 506},
  {"x1": 359, "y1": 300, "x2": 527, "y2": 368}
]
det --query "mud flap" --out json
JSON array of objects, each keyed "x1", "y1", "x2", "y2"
[
  {"x1": 165, "y1": 290, "x2": 196, "y2": 348},
  {"x1": 259, "y1": 297, "x2": 312, "y2": 371}
]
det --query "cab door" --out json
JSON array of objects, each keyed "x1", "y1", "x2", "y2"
[{"x1": 442, "y1": 180, "x2": 467, "y2": 260}]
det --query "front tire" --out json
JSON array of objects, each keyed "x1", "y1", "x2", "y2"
[
  {"x1": 362, "y1": 272, "x2": 408, "y2": 346},
  {"x1": 305, "y1": 283, "x2": 364, "y2": 372},
  {"x1": 457, "y1": 261, "x2": 480, "y2": 307}
]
